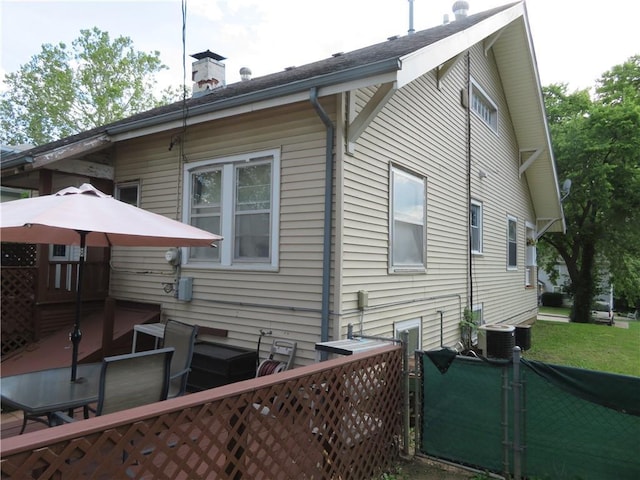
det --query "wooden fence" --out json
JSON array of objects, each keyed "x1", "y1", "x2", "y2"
[{"x1": 1, "y1": 344, "x2": 403, "y2": 479}]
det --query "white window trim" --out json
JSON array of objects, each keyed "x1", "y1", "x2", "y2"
[
  {"x1": 470, "y1": 77, "x2": 498, "y2": 133},
  {"x1": 115, "y1": 181, "x2": 140, "y2": 207},
  {"x1": 49, "y1": 245, "x2": 80, "y2": 291},
  {"x1": 507, "y1": 215, "x2": 518, "y2": 270},
  {"x1": 525, "y1": 222, "x2": 537, "y2": 287},
  {"x1": 470, "y1": 199, "x2": 483, "y2": 255},
  {"x1": 389, "y1": 166, "x2": 427, "y2": 274},
  {"x1": 394, "y1": 318, "x2": 422, "y2": 350},
  {"x1": 471, "y1": 303, "x2": 484, "y2": 344},
  {"x1": 182, "y1": 149, "x2": 281, "y2": 271}
]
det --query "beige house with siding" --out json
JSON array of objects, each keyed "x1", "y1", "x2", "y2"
[{"x1": 1, "y1": 1, "x2": 564, "y2": 365}]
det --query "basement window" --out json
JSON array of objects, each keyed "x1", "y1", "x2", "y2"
[
  {"x1": 394, "y1": 318, "x2": 422, "y2": 352},
  {"x1": 471, "y1": 304, "x2": 484, "y2": 344},
  {"x1": 470, "y1": 79, "x2": 498, "y2": 132}
]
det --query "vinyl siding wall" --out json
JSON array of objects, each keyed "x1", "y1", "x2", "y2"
[
  {"x1": 340, "y1": 43, "x2": 537, "y2": 351},
  {"x1": 467, "y1": 45, "x2": 538, "y2": 327},
  {"x1": 108, "y1": 42, "x2": 539, "y2": 362},
  {"x1": 110, "y1": 100, "x2": 334, "y2": 363}
]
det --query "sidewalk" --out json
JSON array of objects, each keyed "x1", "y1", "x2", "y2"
[
  {"x1": 537, "y1": 313, "x2": 570, "y2": 323},
  {"x1": 537, "y1": 313, "x2": 629, "y2": 329}
]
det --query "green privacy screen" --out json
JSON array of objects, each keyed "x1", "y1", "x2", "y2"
[
  {"x1": 521, "y1": 360, "x2": 639, "y2": 480},
  {"x1": 420, "y1": 352, "x2": 510, "y2": 473},
  {"x1": 420, "y1": 350, "x2": 640, "y2": 479}
]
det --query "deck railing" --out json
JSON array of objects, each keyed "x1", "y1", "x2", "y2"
[{"x1": 1, "y1": 344, "x2": 403, "y2": 480}]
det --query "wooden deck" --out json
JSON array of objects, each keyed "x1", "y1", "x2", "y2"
[
  {"x1": 1, "y1": 303, "x2": 160, "y2": 439},
  {"x1": 0, "y1": 302, "x2": 159, "y2": 378},
  {"x1": 1, "y1": 410, "x2": 42, "y2": 439}
]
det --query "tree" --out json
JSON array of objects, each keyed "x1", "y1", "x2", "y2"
[
  {"x1": 539, "y1": 55, "x2": 640, "y2": 322},
  {"x1": 0, "y1": 27, "x2": 182, "y2": 146}
]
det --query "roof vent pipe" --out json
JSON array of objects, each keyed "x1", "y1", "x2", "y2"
[
  {"x1": 452, "y1": 1, "x2": 469, "y2": 20},
  {"x1": 408, "y1": 0, "x2": 415, "y2": 35},
  {"x1": 443, "y1": 14, "x2": 450, "y2": 24}
]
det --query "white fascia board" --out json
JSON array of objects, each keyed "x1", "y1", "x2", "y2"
[
  {"x1": 396, "y1": 3, "x2": 524, "y2": 88},
  {"x1": 111, "y1": 71, "x2": 399, "y2": 142}
]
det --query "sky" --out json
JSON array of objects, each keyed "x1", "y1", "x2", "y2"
[{"x1": 1, "y1": 0, "x2": 639, "y2": 94}]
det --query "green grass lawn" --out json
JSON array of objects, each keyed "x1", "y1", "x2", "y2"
[{"x1": 524, "y1": 318, "x2": 640, "y2": 377}]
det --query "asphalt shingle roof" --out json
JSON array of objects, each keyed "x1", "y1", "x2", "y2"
[{"x1": 1, "y1": 3, "x2": 514, "y2": 165}]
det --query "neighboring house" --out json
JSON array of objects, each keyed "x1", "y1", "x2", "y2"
[
  {"x1": 539, "y1": 260, "x2": 614, "y2": 311},
  {"x1": 1, "y1": 145, "x2": 32, "y2": 202},
  {"x1": 538, "y1": 261, "x2": 571, "y2": 294},
  {"x1": 0, "y1": 1, "x2": 564, "y2": 365}
]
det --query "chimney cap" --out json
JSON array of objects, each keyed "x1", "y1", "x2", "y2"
[{"x1": 191, "y1": 50, "x2": 226, "y2": 62}]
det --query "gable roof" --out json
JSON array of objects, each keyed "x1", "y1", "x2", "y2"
[{"x1": 1, "y1": 1, "x2": 564, "y2": 233}]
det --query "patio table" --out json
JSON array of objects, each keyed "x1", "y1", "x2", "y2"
[
  {"x1": 0, "y1": 363, "x2": 101, "y2": 433},
  {"x1": 131, "y1": 322, "x2": 165, "y2": 352}
]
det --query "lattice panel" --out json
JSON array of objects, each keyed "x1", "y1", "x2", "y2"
[
  {"x1": 1, "y1": 347, "x2": 403, "y2": 479},
  {"x1": 1, "y1": 267, "x2": 36, "y2": 356},
  {"x1": 1, "y1": 243, "x2": 36, "y2": 267}
]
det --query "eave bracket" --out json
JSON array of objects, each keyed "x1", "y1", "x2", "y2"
[
  {"x1": 519, "y1": 148, "x2": 543, "y2": 176},
  {"x1": 347, "y1": 82, "x2": 396, "y2": 153}
]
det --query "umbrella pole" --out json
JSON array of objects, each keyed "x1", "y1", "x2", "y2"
[{"x1": 70, "y1": 231, "x2": 88, "y2": 382}]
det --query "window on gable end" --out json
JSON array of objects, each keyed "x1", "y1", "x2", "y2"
[
  {"x1": 470, "y1": 79, "x2": 498, "y2": 132},
  {"x1": 390, "y1": 166, "x2": 426, "y2": 272}
]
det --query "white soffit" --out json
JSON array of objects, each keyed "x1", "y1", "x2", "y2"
[{"x1": 396, "y1": 2, "x2": 525, "y2": 88}]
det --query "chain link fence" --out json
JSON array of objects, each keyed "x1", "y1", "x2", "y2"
[{"x1": 417, "y1": 349, "x2": 640, "y2": 479}]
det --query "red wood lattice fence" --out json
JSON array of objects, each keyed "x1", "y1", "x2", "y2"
[
  {"x1": 1, "y1": 344, "x2": 403, "y2": 479},
  {"x1": 1, "y1": 244, "x2": 37, "y2": 355}
]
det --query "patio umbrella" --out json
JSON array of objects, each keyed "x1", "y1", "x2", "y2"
[{"x1": 0, "y1": 183, "x2": 222, "y2": 382}]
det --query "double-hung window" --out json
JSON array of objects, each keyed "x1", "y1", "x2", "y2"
[
  {"x1": 507, "y1": 215, "x2": 517, "y2": 269},
  {"x1": 184, "y1": 149, "x2": 280, "y2": 269},
  {"x1": 390, "y1": 166, "x2": 426, "y2": 272},
  {"x1": 470, "y1": 200, "x2": 483, "y2": 254}
]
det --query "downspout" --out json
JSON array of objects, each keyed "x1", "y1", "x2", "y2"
[
  {"x1": 309, "y1": 87, "x2": 334, "y2": 343},
  {"x1": 466, "y1": 52, "x2": 473, "y2": 311}
]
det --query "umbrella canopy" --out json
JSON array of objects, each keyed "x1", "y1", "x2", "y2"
[
  {"x1": 1, "y1": 184, "x2": 222, "y2": 381},
  {"x1": 0, "y1": 183, "x2": 221, "y2": 247}
]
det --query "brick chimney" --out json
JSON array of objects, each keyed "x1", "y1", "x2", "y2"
[{"x1": 191, "y1": 50, "x2": 226, "y2": 97}]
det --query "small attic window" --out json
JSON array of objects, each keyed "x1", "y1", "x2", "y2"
[{"x1": 470, "y1": 78, "x2": 498, "y2": 132}]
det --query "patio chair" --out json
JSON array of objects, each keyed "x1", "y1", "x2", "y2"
[
  {"x1": 162, "y1": 319, "x2": 198, "y2": 398},
  {"x1": 52, "y1": 347, "x2": 174, "y2": 423}
]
